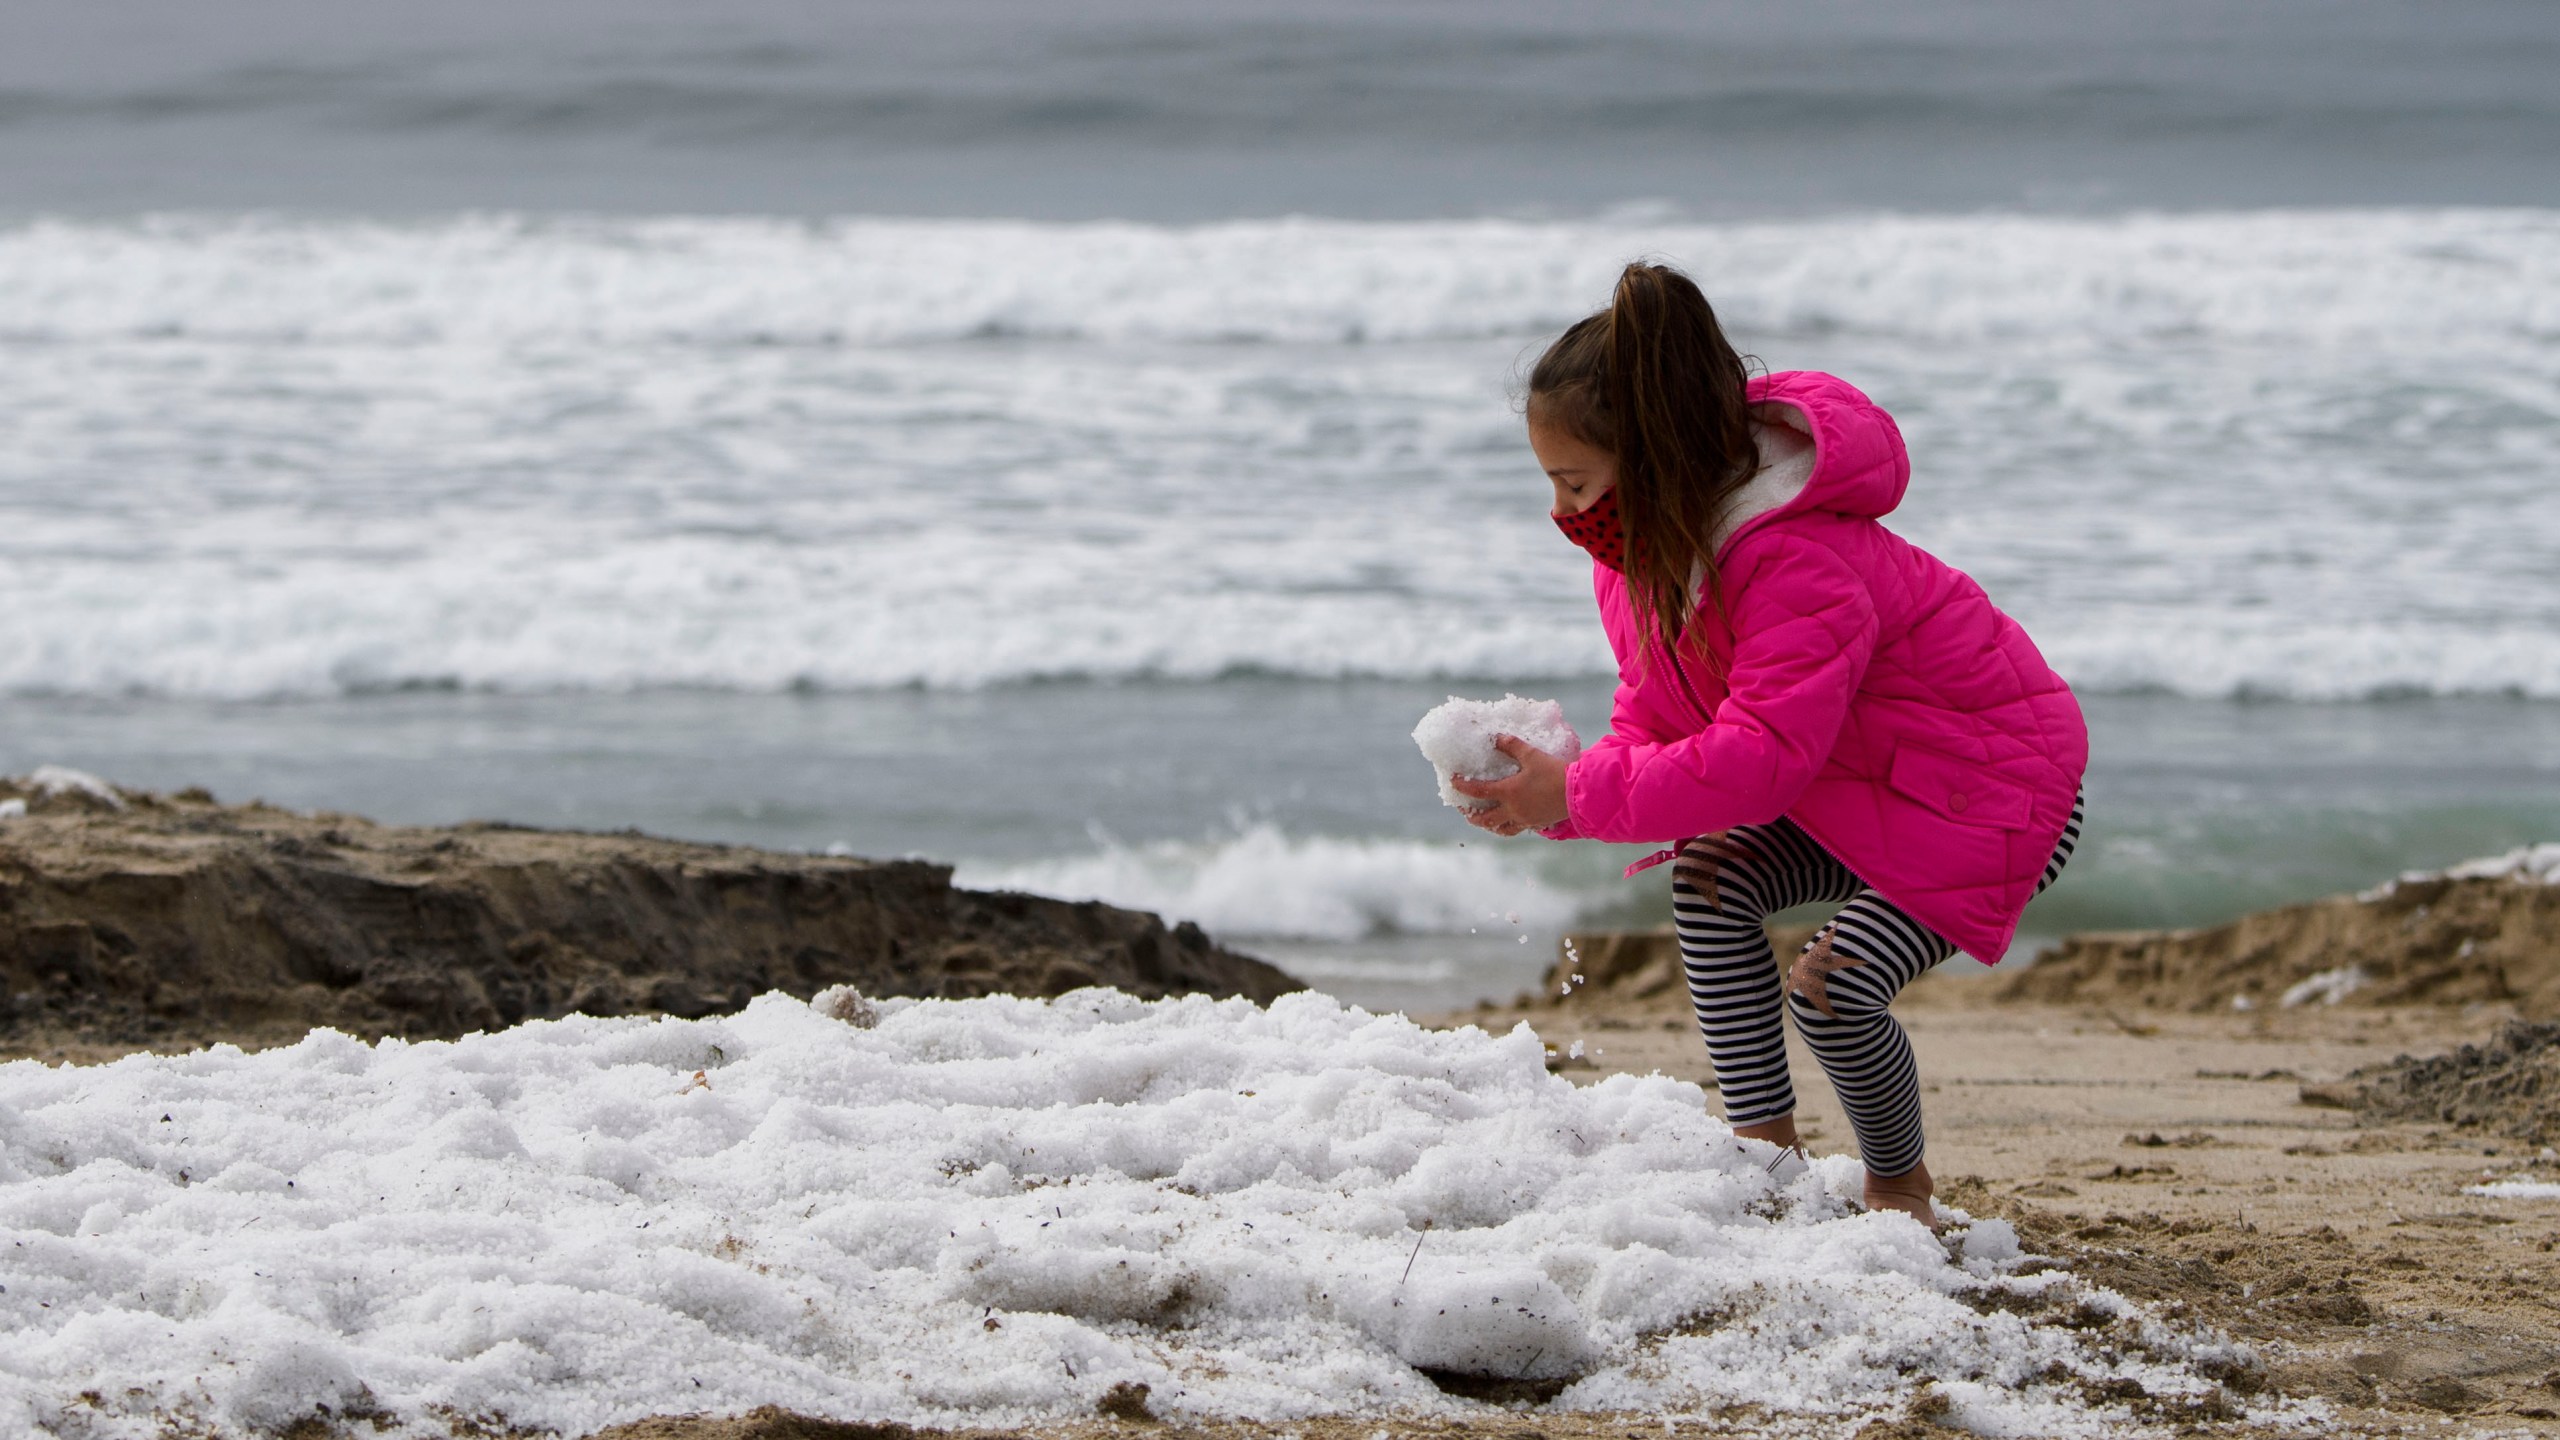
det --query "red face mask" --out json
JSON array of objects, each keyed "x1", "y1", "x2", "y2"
[{"x1": 1553, "y1": 485, "x2": 1625, "y2": 571}]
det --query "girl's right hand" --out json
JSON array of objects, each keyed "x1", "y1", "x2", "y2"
[{"x1": 1449, "y1": 734, "x2": 1572, "y2": 835}]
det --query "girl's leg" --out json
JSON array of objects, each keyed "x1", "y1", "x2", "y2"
[
  {"x1": 1785, "y1": 893, "x2": 1957, "y2": 1182},
  {"x1": 1787, "y1": 793, "x2": 2087, "y2": 1213},
  {"x1": 1669, "y1": 821, "x2": 1864, "y2": 1136}
]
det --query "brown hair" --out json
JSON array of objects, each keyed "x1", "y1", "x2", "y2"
[{"x1": 1527, "y1": 261, "x2": 1758, "y2": 646}]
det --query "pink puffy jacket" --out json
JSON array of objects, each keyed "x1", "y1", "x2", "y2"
[{"x1": 1546, "y1": 371, "x2": 2088, "y2": 963}]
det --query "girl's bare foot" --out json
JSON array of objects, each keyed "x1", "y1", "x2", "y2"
[
  {"x1": 1863, "y1": 1159, "x2": 1938, "y2": 1230},
  {"x1": 1732, "y1": 1115, "x2": 1809, "y2": 1180},
  {"x1": 1732, "y1": 1114, "x2": 1800, "y2": 1149}
]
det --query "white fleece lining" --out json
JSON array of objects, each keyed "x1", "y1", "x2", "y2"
[{"x1": 1710, "y1": 402, "x2": 1819, "y2": 552}]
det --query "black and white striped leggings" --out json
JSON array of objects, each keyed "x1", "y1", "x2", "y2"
[{"x1": 1671, "y1": 794, "x2": 2083, "y2": 1178}]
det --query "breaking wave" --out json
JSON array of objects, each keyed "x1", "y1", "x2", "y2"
[{"x1": 4, "y1": 208, "x2": 2555, "y2": 701}]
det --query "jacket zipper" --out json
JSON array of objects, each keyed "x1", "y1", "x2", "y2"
[
  {"x1": 1620, "y1": 628, "x2": 1722, "y2": 877},
  {"x1": 1657, "y1": 629, "x2": 1715, "y2": 729}
]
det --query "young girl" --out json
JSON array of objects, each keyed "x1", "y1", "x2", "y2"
[{"x1": 1452, "y1": 262, "x2": 2088, "y2": 1228}]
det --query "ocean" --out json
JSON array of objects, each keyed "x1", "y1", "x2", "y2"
[{"x1": 4, "y1": 1, "x2": 2557, "y2": 1012}]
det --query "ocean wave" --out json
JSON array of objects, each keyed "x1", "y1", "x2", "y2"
[
  {"x1": 4, "y1": 544, "x2": 2552, "y2": 701},
  {"x1": 955, "y1": 825, "x2": 1586, "y2": 942},
  {"x1": 2048, "y1": 623, "x2": 2560, "y2": 704},
  {"x1": 1, "y1": 208, "x2": 2555, "y2": 349},
  {"x1": 0, "y1": 548, "x2": 1609, "y2": 699},
  {"x1": 5, "y1": 207, "x2": 2555, "y2": 703}
]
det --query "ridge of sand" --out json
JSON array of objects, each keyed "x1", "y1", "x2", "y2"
[
  {"x1": 1512, "y1": 862, "x2": 2560, "y2": 1024},
  {"x1": 0, "y1": 778, "x2": 1298, "y2": 1061},
  {"x1": 1995, "y1": 870, "x2": 2560, "y2": 1016}
]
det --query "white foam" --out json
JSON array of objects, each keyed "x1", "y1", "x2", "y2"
[
  {"x1": 2278, "y1": 965, "x2": 2367, "y2": 1008},
  {"x1": 957, "y1": 825, "x2": 1582, "y2": 941},
  {"x1": 3, "y1": 209, "x2": 2556, "y2": 701},
  {"x1": 2, "y1": 209, "x2": 2553, "y2": 349},
  {"x1": 0, "y1": 991, "x2": 2253, "y2": 1436},
  {"x1": 22, "y1": 765, "x2": 126, "y2": 810},
  {"x1": 1412, "y1": 695, "x2": 1583, "y2": 811},
  {"x1": 2440, "y1": 843, "x2": 2560, "y2": 886},
  {"x1": 2466, "y1": 1181, "x2": 2560, "y2": 1200},
  {"x1": 2360, "y1": 842, "x2": 2560, "y2": 899},
  {"x1": 2038, "y1": 622, "x2": 2560, "y2": 705}
]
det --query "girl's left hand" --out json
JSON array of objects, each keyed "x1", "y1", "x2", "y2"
[{"x1": 1450, "y1": 734, "x2": 1572, "y2": 836}]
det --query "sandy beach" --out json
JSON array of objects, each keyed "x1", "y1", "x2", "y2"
[
  {"x1": 9, "y1": 779, "x2": 2559, "y2": 1437},
  {"x1": 10, "y1": 3, "x2": 2560, "y2": 1433}
]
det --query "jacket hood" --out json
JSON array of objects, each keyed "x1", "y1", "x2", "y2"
[{"x1": 1737, "y1": 370, "x2": 1909, "y2": 531}]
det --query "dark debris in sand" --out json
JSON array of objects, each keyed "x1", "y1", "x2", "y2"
[{"x1": 2319, "y1": 1019, "x2": 2560, "y2": 1145}]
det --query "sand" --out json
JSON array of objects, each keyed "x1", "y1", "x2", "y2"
[
  {"x1": 0, "y1": 779, "x2": 1297, "y2": 1063},
  {"x1": 2313, "y1": 1021, "x2": 2560, "y2": 1144},
  {"x1": 1994, "y1": 868, "x2": 2560, "y2": 1016}
]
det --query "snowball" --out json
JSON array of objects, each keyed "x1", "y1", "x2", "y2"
[
  {"x1": 1412, "y1": 696, "x2": 1582, "y2": 811},
  {"x1": 1951, "y1": 1218, "x2": 2022, "y2": 1265},
  {"x1": 1392, "y1": 1268, "x2": 1592, "y2": 1380},
  {"x1": 224, "y1": 1340, "x2": 369, "y2": 1433}
]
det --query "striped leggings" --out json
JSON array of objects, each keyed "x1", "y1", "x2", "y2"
[{"x1": 1671, "y1": 794, "x2": 2083, "y2": 1178}]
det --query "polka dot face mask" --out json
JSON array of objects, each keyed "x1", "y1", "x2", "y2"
[{"x1": 1553, "y1": 484, "x2": 1624, "y2": 571}]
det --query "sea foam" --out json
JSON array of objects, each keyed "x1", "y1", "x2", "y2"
[
  {"x1": 3, "y1": 209, "x2": 2553, "y2": 348},
  {"x1": 2, "y1": 209, "x2": 2555, "y2": 702},
  {"x1": 960, "y1": 824, "x2": 1583, "y2": 942}
]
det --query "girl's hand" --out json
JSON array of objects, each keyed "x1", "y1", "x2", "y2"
[{"x1": 1449, "y1": 734, "x2": 1572, "y2": 836}]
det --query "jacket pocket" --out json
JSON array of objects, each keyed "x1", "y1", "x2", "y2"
[{"x1": 1887, "y1": 743, "x2": 2033, "y2": 831}]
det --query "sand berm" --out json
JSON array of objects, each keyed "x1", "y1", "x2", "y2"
[{"x1": 0, "y1": 773, "x2": 1297, "y2": 1061}]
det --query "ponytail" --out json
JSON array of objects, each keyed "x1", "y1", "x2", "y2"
[{"x1": 1528, "y1": 261, "x2": 1758, "y2": 648}]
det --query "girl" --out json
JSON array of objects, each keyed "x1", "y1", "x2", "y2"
[{"x1": 1452, "y1": 262, "x2": 2087, "y2": 1228}]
